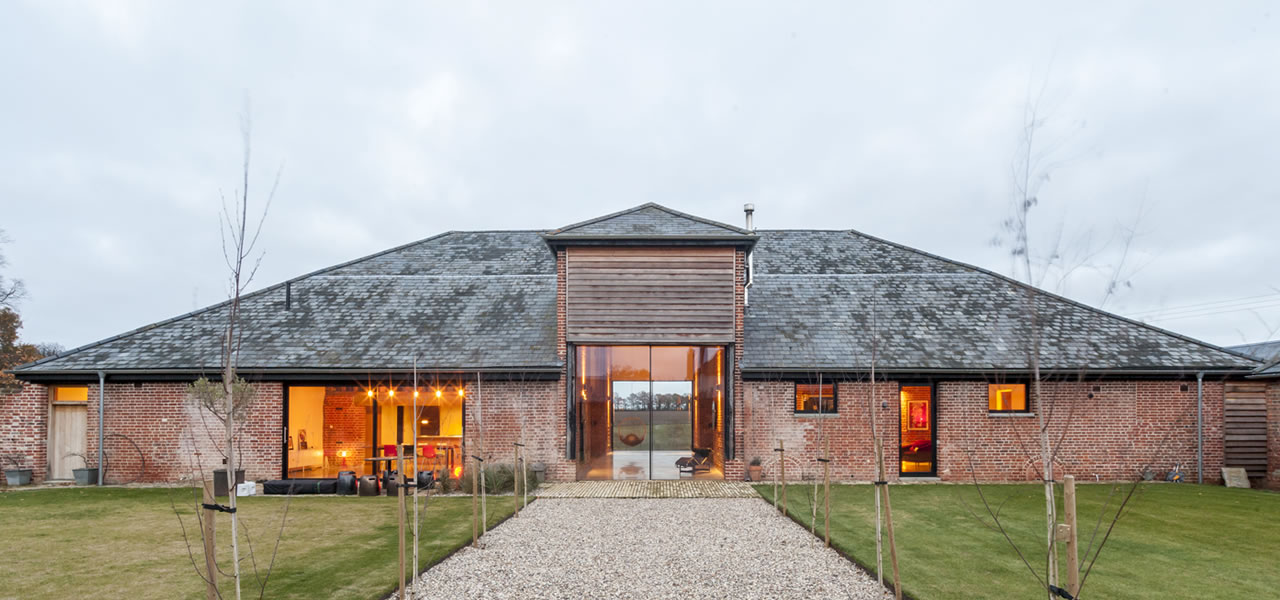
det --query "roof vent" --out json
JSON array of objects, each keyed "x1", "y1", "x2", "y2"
[{"x1": 744, "y1": 203, "x2": 755, "y2": 232}]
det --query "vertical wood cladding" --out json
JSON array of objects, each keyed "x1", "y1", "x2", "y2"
[{"x1": 565, "y1": 247, "x2": 736, "y2": 343}]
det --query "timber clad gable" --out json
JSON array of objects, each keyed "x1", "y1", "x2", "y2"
[{"x1": 565, "y1": 247, "x2": 736, "y2": 344}]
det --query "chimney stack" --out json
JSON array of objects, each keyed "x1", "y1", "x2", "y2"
[{"x1": 744, "y1": 203, "x2": 755, "y2": 232}]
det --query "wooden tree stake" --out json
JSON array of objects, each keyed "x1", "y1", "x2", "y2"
[
  {"x1": 1064, "y1": 475, "x2": 1080, "y2": 597},
  {"x1": 823, "y1": 436, "x2": 831, "y2": 547},
  {"x1": 779, "y1": 440, "x2": 787, "y2": 513},
  {"x1": 202, "y1": 480, "x2": 219, "y2": 600},
  {"x1": 397, "y1": 454, "x2": 406, "y2": 600},
  {"x1": 876, "y1": 438, "x2": 903, "y2": 600},
  {"x1": 471, "y1": 458, "x2": 479, "y2": 548},
  {"x1": 513, "y1": 443, "x2": 521, "y2": 518}
]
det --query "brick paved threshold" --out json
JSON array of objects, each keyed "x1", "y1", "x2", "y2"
[{"x1": 536, "y1": 480, "x2": 760, "y2": 498}]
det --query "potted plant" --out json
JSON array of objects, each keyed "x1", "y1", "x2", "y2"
[
  {"x1": 748, "y1": 456, "x2": 763, "y2": 482},
  {"x1": 3, "y1": 454, "x2": 33, "y2": 486},
  {"x1": 69, "y1": 453, "x2": 100, "y2": 486}
]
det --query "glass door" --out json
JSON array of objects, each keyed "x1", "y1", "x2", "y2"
[
  {"x1": 575, "y1": 345, "x2": 725, "y2": 480},
  {"x1": 899, "y1": 385, "x2": 936, "y2": 476},
  {"x1": 610, "y1": 380, "x2": 652, "y2": 479},
  {"x1": 649, "y1": 381, "x2": 692, "y2": 479}
]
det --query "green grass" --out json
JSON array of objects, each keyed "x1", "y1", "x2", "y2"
[
  {"x1": 0, "y1": 486, "x2": 517, "y2": 600},
  {"x1": 755, "y1": 482, "x2": 1279, "y2": 600}
]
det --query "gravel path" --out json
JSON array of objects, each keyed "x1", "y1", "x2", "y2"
[{"x1": 411, "y1": 498, "x2": 891, "y2": 599}]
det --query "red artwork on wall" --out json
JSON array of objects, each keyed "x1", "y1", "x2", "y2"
[{"x1": 908, "y1": 400, "x2": 929, "y2": 431}]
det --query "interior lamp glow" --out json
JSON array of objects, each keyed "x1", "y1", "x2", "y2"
[
  {"x1": 366, "y1": 389, "x2": 374, "y2": 398},
  {"x1": 435, "y1": 389, "x2": 442, "y2": 399},
  {"x1": 413, "y1": 390, "x2": 420, "y2": 398},
  {"x1": 387, "y1": 389, "x2": 395, "y2": 398},
  {"x1": 420, "y1": 419, "x2": 429, "y2": 424},
  {"x1": 458, "y1": 388, "x2": 465, "y2": 398}
]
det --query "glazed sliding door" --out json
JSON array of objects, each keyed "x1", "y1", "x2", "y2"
[{"x1": 610, "y1": 380, "x2": 652, "y2": 479}]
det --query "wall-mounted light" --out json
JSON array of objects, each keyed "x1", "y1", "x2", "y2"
[
  {"x1": 414, "y1": 390, "x2": 420, "y2": 398},
  {"x1": 458, "y1": 388, "x2": 466, "y2": 398},
  {"x1": 388, "y1": 389, "x2": 395, "y2": 398},
  {"x1": 367, "y1": 389, "x2": 375, "y2": 398},
  {"x1": 435, "y1": 389, "x2": 442, "y2": 399}
]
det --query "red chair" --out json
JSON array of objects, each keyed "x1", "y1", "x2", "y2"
[
  {"x1": 382, "y1": 444, "x2": 398, "y2": 457},
  {"x1": 420, "y1": 446, "x2": 437, "y2": 459}
]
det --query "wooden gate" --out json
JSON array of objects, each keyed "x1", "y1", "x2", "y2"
[{"x1": 1224, "y1": 382, "x2": 1268, "y2": 478}]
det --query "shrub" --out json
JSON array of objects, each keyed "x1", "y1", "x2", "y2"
[{"x1": 461, "y1": 462, "x2": 540, "y2": 494}]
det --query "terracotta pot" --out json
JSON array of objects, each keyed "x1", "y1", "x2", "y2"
[{"x1": 748, "y1": 465, "x2": 763, "y2": 481}]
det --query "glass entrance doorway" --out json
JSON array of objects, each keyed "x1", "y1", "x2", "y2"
[{"x1": 576, "y1": 345, "x2": 724, "y2": 480}]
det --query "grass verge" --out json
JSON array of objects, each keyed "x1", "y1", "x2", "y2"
[
  {"x1": 755, "y1": 482, "x2": 1278, "y2": 600},
  {"x1": 0, "y1": 486, "x2": 518, "y2": 600}
]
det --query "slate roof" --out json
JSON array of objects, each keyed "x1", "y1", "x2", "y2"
[
  {"x1": 1231, "y1": 341, "x2": 1280, "y2": 377},
  {"x1": 742, "y1": 230, "x2": 1261, "y2": 373},
  {"x1": 16, "y1": 231, "x2": 560, "y2": 374},
  {"x1": 544, "y1": 203, "x2": 754, "y2": 241},
  {"x1": 1228, "y1": 340, "x2": 1280, "y2": 362},
  {"x1": 13, "y1": 207, "x2": 1261, "y2": 378}
]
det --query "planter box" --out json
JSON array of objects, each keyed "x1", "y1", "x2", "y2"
[
  {"x1": 5, "y1": 469, "x2": 33, "y2": 486},
  {"x1": 212, "y1": 469, "x2": 246, "y2": 497},
  {"x1": 73, "y1": 468, "x2": 100, "y2": 486}
]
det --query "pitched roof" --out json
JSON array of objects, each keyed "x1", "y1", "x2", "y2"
[
  {"x1": 742, "y1": 229, "x2": 1261, "y2": 373},
  {"x1": 14, "y1": 209, "x2": 1260, "y2": 378},
  {"x1": 544, "y1": 203, "x2": 754, "y2": 241},
  {"x1": 1233, "y1": 341, "x2": 1280, "y2": 377},
  {"x1": 1228, "y1": 340, "x2": 1280, "y2": 362},
  {"x1": 16, "y1": 231, "x2": 560, "y2": 375}
]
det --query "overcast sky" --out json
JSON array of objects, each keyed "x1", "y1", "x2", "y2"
[{"x1": 3, "y1": 2, "x2": 1277, "y2": 352}]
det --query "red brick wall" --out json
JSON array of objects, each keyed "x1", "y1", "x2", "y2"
[
  {"x1": 0, "y1": 382, "x2": 49, "y2": 484},
  {"x1": 742, "y1": 378, "x2": 1227, "y2": 483},
  {"x1": 726, "y1": 248, "x2": 747, "y2": 480},
  {"x1": 741, "y1": 380, "x2": 901, "y2": 481},
  {"x1": 83, "y1": 382, "x2": 282, "y2": 484},
  {"x1": 321, "y1": 390, "x2": 368, "y2": 468},
  {"x1": 938, "y1": 380, "x2": 1221, "y2": 483},
  {"x1": 463, "y1": 378, "x2": 574, "y2": 482}
]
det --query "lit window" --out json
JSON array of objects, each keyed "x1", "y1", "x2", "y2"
[
  {"x1": 51, "y1": 386, "x2": 88, "y2": 403},
  {"x1": 795, "y1": 383, "x2": 836, "y2": 414},
  {"x1": 988, "y1": 384, "x2": 1028, "y2": 412}
]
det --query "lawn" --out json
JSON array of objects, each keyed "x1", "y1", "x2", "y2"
[
  {"x1": 0, "y1": 486, "x2": 518, "y2": 600},
  {"x1": 755, "y1": 482, "x2": 1279, "y2": 600}
]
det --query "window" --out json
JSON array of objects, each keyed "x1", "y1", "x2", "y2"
[
  {"x1": 988, "y1": 383, "x2": 1028, "y2": 412},
  {"x1": 795, "y1": 383, "x2": 836, "y2": 414},
  {"x1": 50, "y1": 386, "x2": 88, "y2": 404}
]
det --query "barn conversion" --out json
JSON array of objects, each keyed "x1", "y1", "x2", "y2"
[{"x1": 4, "y1": 204, "x2": 1276, "y2": 488}]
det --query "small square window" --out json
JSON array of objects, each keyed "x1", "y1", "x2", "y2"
[
  {"x1": 988, "y1": 384, "x2": 1028, "y2": 412},
  {"x1": 795, "y1": 383, "x2": 836, "y2": 414}
]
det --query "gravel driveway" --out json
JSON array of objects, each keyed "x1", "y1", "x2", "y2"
[{"x1": 411, "y1": 498, "x2": 891, "y2": 599}]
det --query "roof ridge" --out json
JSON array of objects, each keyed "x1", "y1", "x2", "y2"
[
  {"x1": 547, "y1": 203, "x2": 751, "y2": 236},
  {"x1": 841, "y1": 228, "x2": 1263, "y2": 366}
]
